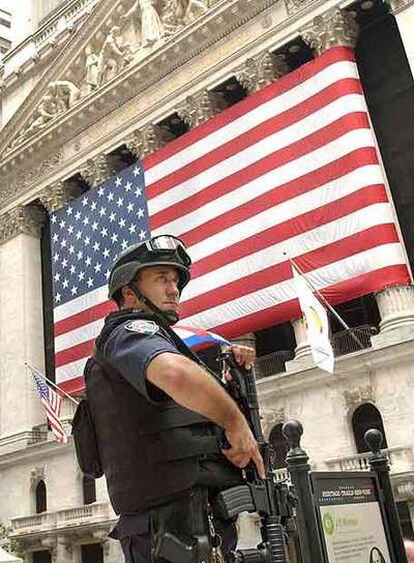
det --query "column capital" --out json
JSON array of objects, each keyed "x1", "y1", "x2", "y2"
[
  {"x1": 38, "y1": 180, "x2": 81, "y2": 212},
  {"x1": 0, "y1": 205, "x2": 45, "y2": 245},
  {"x1": 177, "y1": 89, "x2": 225, "y2": 128},
  {"x1": 372, "y1": 284, "x2": 414, "y2": 347},
  {"x1": 301, "y1": 9, "x2": 359, "y2": 55},
  {"x1": 124, "y1": 124, "x2": 172, "y2": 159},
  {"x1": 79, "y1": 154, "x2": 113, "y2": 188},
  {"x1": 236, "y1": 51, "x2": 288, "y2": 95}
]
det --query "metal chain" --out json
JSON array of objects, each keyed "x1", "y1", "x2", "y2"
[{"x1": 207, "y1": 505, "x2": 226, "y2": 563}]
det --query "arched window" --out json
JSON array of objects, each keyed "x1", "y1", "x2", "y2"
[
  {"x1": 35, "y1": 480, "x2": 47, "y2": 514},
  {"x1": 352, "y1": 403, "x2": 388, "y2": 454},
  {"x1": 81, "y1": 543, "x2": 103, "y2": 563},
  {"x1": 83, "y1": 475, "x2": 96, "y2": 505},
  {"x1": 269, "y1": 423, "x2": 288, "y2": 469}
]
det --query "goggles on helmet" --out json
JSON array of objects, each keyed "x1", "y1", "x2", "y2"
[{"x1": 144, "y1": 235, "x2": 191, "y2": 267}]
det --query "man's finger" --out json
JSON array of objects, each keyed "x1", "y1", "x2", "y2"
[{"x1": 251, "y1": 449, "x2": 265, "y2": 479}]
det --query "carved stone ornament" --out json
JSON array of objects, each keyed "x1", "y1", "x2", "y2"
[
  {"x1": 79, "y1": 154, "x2": 113, "y2": 188},
  {"x1": 5, "y1": 0, "x2": 212, "y2": 152},
  {"x1": 10, "y1": 81, "x2": 81, "y2": 150},
  {"x1": 0, "y1": 206, "x2": 45, "y2": 245},
  {"x1": 30, "y1": 466, "x2": 45, "y2": 487},
  {"x1": 301, "y1": 9, "x2": 359, "y2": 55},
  {"x1": 236, "y1": 51, "x2": 288, "y2": 95},
  {"x1": 343, "y1": 385, "x2": 373, "y2": 409},
  {"x1": 177, "y1": 89, "x2": 225, "y2": 128},
  {"x1": 39, "y1": 180, "x2": 81, "y2": 212},
  {"x1": 284, "y1": 0, "x2": 307, "y2": 16}
]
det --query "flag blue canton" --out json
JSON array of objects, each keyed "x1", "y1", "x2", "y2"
[
  {"x1": 33, "y1": 371, "x2": 52, "y2": 401},
  {"x1": 50, "y1": 163, "x2": 149, "y2": 306}
]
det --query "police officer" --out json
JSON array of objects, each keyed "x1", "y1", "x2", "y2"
[{"x1": 84, "y1": 235, "x2": 265, "y2": 562}]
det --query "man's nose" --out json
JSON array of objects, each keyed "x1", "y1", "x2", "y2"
[{"x1": 167, "y1": 280, "x2": 179, "y2": 297}]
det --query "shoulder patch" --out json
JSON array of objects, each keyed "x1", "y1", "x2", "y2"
[{"x1": 124, "y1": 320, "x2": 159, "y2": 335}]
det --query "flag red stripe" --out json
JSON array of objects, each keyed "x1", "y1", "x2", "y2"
[
  {"x1": 180, "y1": 224, "x2": 399, "y2": 318},
  {"x1": 59, "y1": 376, "x2": 85, "y2": 394},
  {"x1": 54, "y1": 299, "x2": 115, "y2": 337},
  {"x1": 144, "y1": 47, "x2": 356, "y2": 169},
  {"x1": 191, "y1": 184, "x2": 389, "y2": 279},
  {"x1": 210, "y1": 264, "x2": 410, "y2": 338},
  {"x1": 56, "y1": 339, "x2": 94, "y2": 368},
  {"x1": 147, "y1": 79, "x2": 363, "y2": 200}
]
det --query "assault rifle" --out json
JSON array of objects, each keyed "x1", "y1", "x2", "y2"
[{"x1": 214, "y1": 351, "x2": 296, "y2": 563}]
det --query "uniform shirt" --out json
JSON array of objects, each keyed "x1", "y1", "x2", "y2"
[
  {"x1": 105, "y1": 317, "x2": 181, "y2": 540},
  {"x1": 104, "y1": 318, "x2": 181, "y2": 403}
]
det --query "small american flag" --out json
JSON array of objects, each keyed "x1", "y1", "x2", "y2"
[{"x1": 31, "y1": 369, "x2": 68, "y2": 443}]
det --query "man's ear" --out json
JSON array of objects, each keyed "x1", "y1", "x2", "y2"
[{"x1": 121, "y1": 285, "x2": 136, "y2": 303}]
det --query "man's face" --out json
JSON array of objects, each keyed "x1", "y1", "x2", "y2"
[{"x1": 136, "y1": 265, "x2": 180, "y2": 321}]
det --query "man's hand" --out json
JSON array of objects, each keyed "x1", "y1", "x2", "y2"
[
  {"x1": 229, "y1": 344, "x2": 255, "y2": 371},
  {"x1": 221, "y1": 419, "x2": 265, "y2": 479}
]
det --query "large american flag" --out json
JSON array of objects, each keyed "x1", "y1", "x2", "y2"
[
  {"x1": 31, "y1": 368, "x2": 68, "y2": 443},
  {"x1": 52, "y1": 47, "x2": 411, "y2": 393}
]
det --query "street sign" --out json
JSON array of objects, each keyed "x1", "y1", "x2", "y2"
[{"x1": 312, "y1": 472, "x2": 392, "y2": 563}]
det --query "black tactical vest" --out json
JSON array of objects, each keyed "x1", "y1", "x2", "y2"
[{"x1": 85, "y1": 310, "x2": 241, "y2": 514}]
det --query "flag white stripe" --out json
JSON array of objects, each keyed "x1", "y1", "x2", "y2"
[
  {"x1": 148, "y1": 94, "x2": 367, "y2": 215},
  {"x1": 145, "y1": 60, "x2": 358, "y2": 186}
]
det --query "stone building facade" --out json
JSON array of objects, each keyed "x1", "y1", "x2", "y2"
[{"x1": 1, "y1": 0, "x2": 414, "y2": 561}]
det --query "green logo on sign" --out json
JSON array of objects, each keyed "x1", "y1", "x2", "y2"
[{"x1": 323, "y1": 512, "x2": 335, "y2": 535}]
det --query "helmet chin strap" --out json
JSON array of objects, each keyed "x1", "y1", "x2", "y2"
[{"x1": 129, "y1": 281, "x2": 178, "y2": 326}]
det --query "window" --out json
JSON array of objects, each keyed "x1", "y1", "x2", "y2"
[
  {"x1": 211, "y1": 77, "x2": 247, "y2": 108},
  {"x1": 33, "y1": 551, "x2": 51, "y2": 563},
  {"x1": 352, "y1": 403, "x2": 388, "y2": 454},
  {"x1": 35, "y1": 480, "x2": 47, "y2": 513},
  {"x1": 81, "y1": 543, "x2": 103, "y2": 563},
  {"x1": 156, "y1": 113, "x2": 189, "y2": 140},
  {"x1": 269, "y1": 423, "x2": 288, "y2": 469},
  {"x1": 83, "y1": 476, "x2": 96, "y2": 505}
]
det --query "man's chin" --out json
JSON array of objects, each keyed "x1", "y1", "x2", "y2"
[{"x1": 163, "y1": 309, "x2": 179, "y2": 325}]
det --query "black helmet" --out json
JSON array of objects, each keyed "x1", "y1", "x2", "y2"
[{"x1": 108, "y1": 235, "x2": 191, "y2": 300}]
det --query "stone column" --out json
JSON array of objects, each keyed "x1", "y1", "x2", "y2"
[
  {"x1": 236, "y1": 51, "x2": 289, "y2": 95},
  {"x1": 79, "y1": 154, "x2": 114, "y2": 188},
  {"x1": 300, "y1": 9, "x2": 359, "y2": 54},
  {"x1": 285, "y1": 317, "x2": 314, "y2": 372},
  {"x1": 0, "y1": 205, "x2": 47, "y2": 440},
  {"x1": 387, "y1": 0, "x2": 414, "y2": 78},
  {"x1": 177, "y1": 89, "x2": 225, "y2": 128},
  {"x1": 371, "y1": 284, "x2": 414, "y2": 347}
]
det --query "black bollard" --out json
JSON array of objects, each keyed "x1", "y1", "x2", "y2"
[
  {"x1": 365, "y1": 429, "x2": 407, "y2": 563},
  {"x1": 283, "y1": 420, "x2": 325, "y2": 563}
]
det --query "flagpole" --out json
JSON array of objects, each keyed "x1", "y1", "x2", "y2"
[
  {"x1": 287, "y1": 255, "x2": 366, "y2": 350},
  {"x1": 26, "y1": 363, "x2": 79, "y2": 406}
]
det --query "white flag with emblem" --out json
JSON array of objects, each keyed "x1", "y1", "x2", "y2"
[{"x1": 292, "y1": 265, "x2": 335, "y2": 374}]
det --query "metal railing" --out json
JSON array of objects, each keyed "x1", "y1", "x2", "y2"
[
  {"x1": 332, "y1": 324, "x2": 378, "y2": 356},
  {"x1": 255, "y1": 350, "x2": 295, "y2": 379}
]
